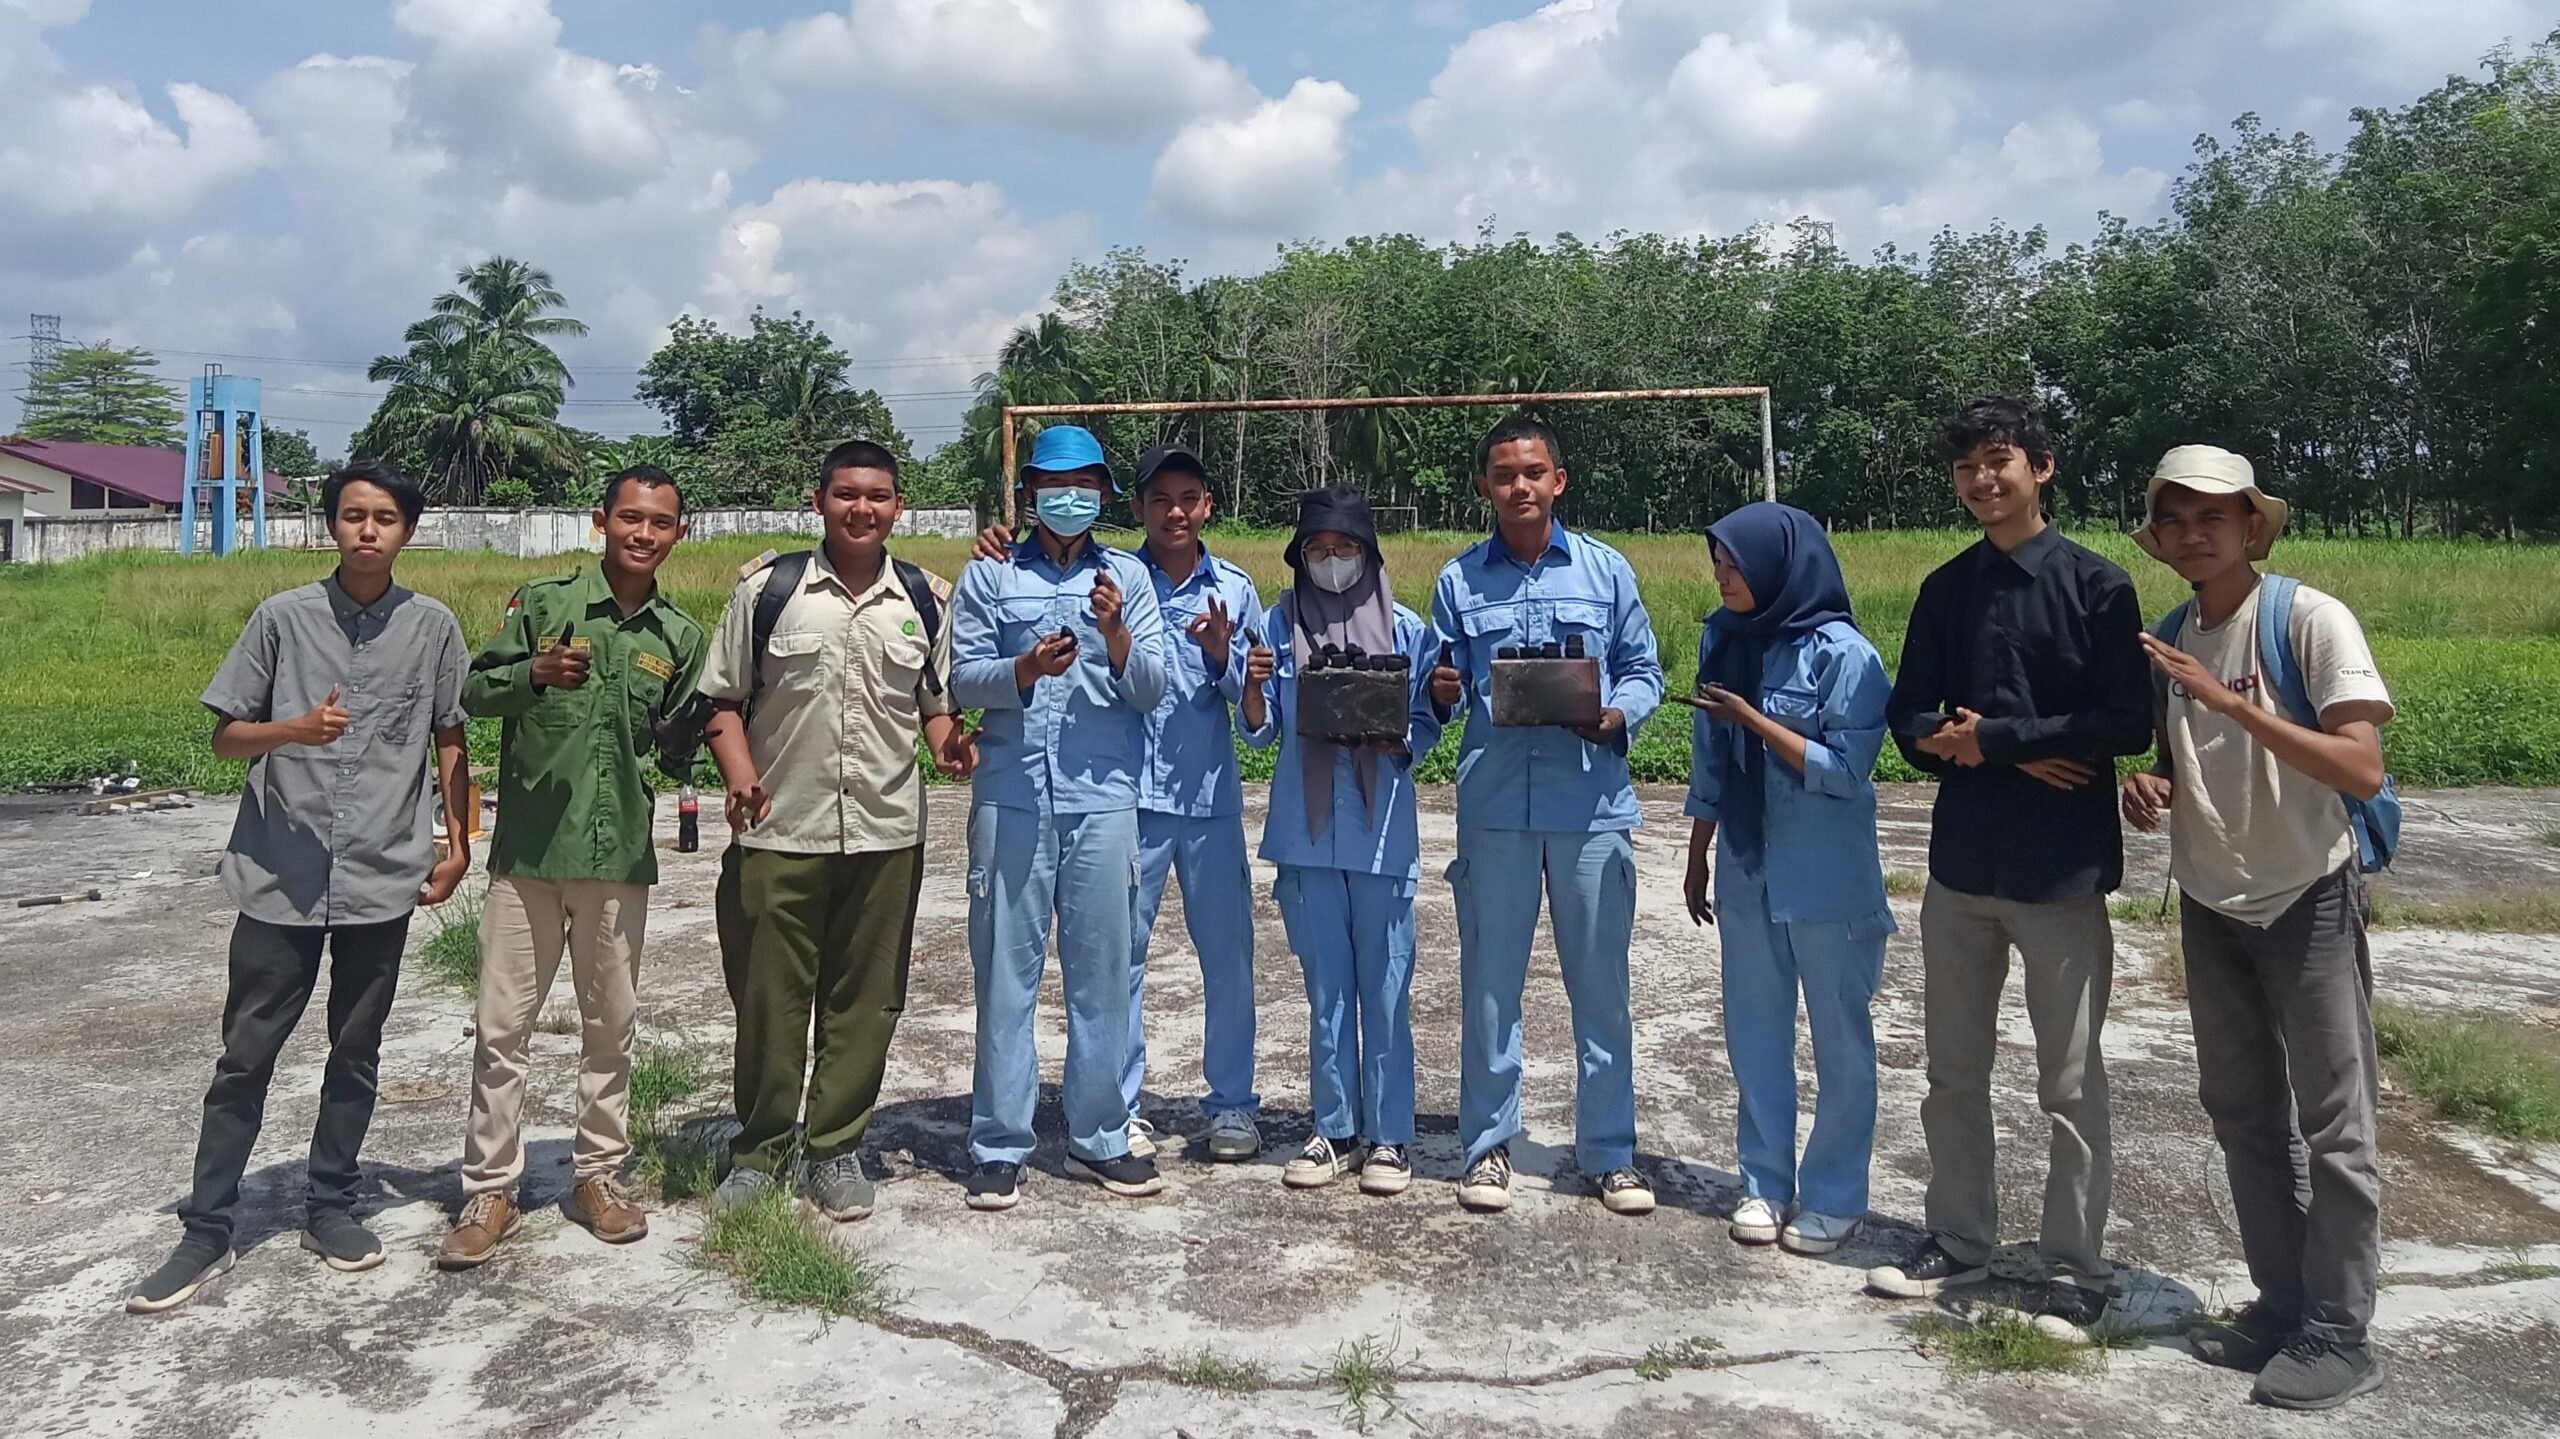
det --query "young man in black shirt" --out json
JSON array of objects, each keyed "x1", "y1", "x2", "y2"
[{"x1": 1868, "y1": 396, "x2": 2151, "y2": 1329}]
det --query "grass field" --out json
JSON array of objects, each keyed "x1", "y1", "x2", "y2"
[{"x1": 4, "y1": 526, "x2": 2558, "y2": 793}]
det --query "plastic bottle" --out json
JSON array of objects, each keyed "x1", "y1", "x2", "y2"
[{"x1": 677, "y1": 784, "x2": 700, "y2": 853}]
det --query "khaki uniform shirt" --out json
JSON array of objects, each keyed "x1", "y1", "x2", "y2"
[{"x1": 697, "y1": 548, "x2": 955, "y2": 855}]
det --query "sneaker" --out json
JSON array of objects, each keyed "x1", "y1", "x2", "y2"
[
  {"x1": 1066, "y1": 1150, "x2": 1168, "y2": 1198},
  {"x1": 712, "y1": 1164, "x2": 779, "y2": 1215},
  {"x1": 1866, "y1": 1238, "x2": 1988, "y2": 1299},
  {"x1": 1458, "y1": 1146, "x2": 1513, "y2": 1213},
  {"x1": 2037, "y1": 1276, "x2": 2111, "y2": 1329},
  {"x1": 801, "y1": 1154, "x2": 875, "y2": 1223},
  {"x1": 301, "y1": 1210, "x2": 385, "y2": 1273},
  {"x1": 1126, "y1": 1116, "x2": 1160, "y2": 1161},
  {"x1": 1780, "y1": 1210, "x2": 1859, "y2": 1255},
  {"x1": 2252, "y1": 1335, "x2": 2385, "y2": 1410},
  {"x1": 436, "y1": 1191, "x2": 523, "y2": 1270},
  {"x1": 1206, "y1": 1110, "x2": 1260, "y2": 1162},
  {"x1": 125, "y1": 1235, "x2": 234, "y2": 1315},
  {"x1": 566, "y1": 1175, "x2": 648, "y2": 1243},
  {"x1": 1283, "y1": 1134, "x2": 1356, "y2": 1190},
  {"x1": 1599, "y1": 1167, "x2": 1656, "y2": 1216},
  {"x1": 1359, "y1": 1143, "x2": 1412, "y2": 1196},
  {"x1": 965, "y1": 1161, "x2": 1024, "y2": 1212},
  {"x1": 1729, "y1": 1197, "x2": 1784, "y2": 1246},
  {"x1": 2188, "y1": 1302, "x2": 2299, "y2": 1372}
]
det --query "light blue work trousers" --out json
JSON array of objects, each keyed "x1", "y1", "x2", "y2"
[
  {"x1": 967, "y1": 802, "x2": 1139, "y2": 1166},
  {"x1": 1715, "y1": 867, "x2": 1885, "y2": 1218},
  {"x1": 1450, "y1": 828, "x2": 1639, "y2": 1174},
  {"x1": 1274, "y1": 864, "x2": 1417, "y2": 1145},
  {"x1": 1126, "y1": 810, "x2": 1260, "y2": 1119}
]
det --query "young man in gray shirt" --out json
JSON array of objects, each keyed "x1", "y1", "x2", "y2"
[{"x1": 127, "y1": 461, "x2": 473, "y2": 1315}]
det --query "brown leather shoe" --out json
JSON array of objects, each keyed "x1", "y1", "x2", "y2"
[
  {"x1": 437, "y1": 1191, "x2": 521, "y2": 1270},
  {"x1": 566, "y1": 1176, "x2": 648, "y2": 1244}
]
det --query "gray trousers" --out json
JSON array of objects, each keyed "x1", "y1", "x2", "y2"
[
  {"x1": 1919, "y1": 883, "x2": 2115, "y2": 1282},
  {"x1": 2181, "y1": 865, "x2": 2380, "y2": 1345}
]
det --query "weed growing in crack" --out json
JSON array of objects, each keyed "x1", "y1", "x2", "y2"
[
  {"x1": 628, "y1": 1040, "x2": 719, "y2": 1201},
  {"x1": 1634, "y1": 1335, "x2": 1724, "y2": 1380},
  {"x1": 1311, "y1": 1330, "x2": 1407, "y2": 1433},
  {"x1": 1908, "y1": 1311, "x2": 2094, "y2": 1378},
  {"x1": 1883, "y1": 870, "x2": 1925, "y2": 899},
  {"x1": 698, "y1": 1187, "x2": 895, "y2": 1318},
  {"x1": 2483, "y1": 1248, "x2": 2560, "y2": 1284},
  {"x1": 2373, "y1": 1002, "x2": 2560, "y2": 1142},
  {"x1": 536, "y1": 1008, "x2": 579, "y2": 1036},
  {"x1": 419, "y1": 888, "x2": 482, "y2": 991},
  {"x1": 1165, "y1": 1347, "x2": 1269, "y2": 1394}
]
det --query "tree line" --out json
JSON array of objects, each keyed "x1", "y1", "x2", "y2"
[{"x1": 15, "y1": 32, "x2": 2551, "y2": 535}]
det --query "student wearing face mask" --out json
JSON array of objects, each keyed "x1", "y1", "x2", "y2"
[
  {"x1": 948, "y1": 425, "x2": 1171, "y2": 1211},
  {"x1": 1238, "y1": 486, "x2": 1444, "y2": 1195}
]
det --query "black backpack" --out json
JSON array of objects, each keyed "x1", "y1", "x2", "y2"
[{"x1": 746, "y1": 550, "x2": 946, "y2": 713}]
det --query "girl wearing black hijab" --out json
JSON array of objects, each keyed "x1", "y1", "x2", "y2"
[
  {"x1": 1239, "y1": 485, "x2": 1445, "y2": 1197},
  {"x1": 1682, "y1": 502, "x2": 1894, "y2": 1257}
]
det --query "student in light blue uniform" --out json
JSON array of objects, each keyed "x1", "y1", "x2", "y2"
[
  {"x1": 1241, "y1": 485, "x2": 1444, "y2": 1197},
  {"x1": 1682, "y1": 501, "x2": 1894, "y2": 1258},
  {"x1": 950, "y1": 425, "x2": 1170, "y2": 1211},
  {"x1": 1427, "y1": 411, "x2": 1665, "y2": 1216},
  {"x1": 1123, "y1": 445, "x2": 1264, "y2": 1162}
]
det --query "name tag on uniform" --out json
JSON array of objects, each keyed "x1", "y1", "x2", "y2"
[
  {"x1": 536, "y1": 635, "x2": 595, "y2": 655},
  {"x1": 634, "y1": 650, "x2": 677, "y2": 681}
]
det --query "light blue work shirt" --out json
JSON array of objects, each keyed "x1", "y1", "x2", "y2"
[
  {"x1": 1429, "y1": 522, "x2": 1664, "y2": 833},
  {"x1": 1136, "y1": 542, "x2": 1262, "y2": 820},
  {"x1": 1243, "y1": 602, "x2": 1445, "y2": 882},
  {"x1": 1685, "y1": 619, "x2": 1895, "y2": 929},
  {"x1": 951, "y1": 538, "x2": 1169, "y2": 816}
]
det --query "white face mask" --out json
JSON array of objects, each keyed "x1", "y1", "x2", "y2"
[{"x1": 1308, "y1": 552, "x2": 1365, "y2": 594}]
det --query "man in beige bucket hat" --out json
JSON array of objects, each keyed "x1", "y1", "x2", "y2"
[{"x1": 2121, "y1": 444, "x2": 2395, "y2": 1411}]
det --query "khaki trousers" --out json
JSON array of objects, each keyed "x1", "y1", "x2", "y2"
[
  {"x1": 1918, "y1": 881, "x2": 2116, "y2": 1282},
  {"x1": 463, "y1": 874, "x2": 650, "y2": 1196}
]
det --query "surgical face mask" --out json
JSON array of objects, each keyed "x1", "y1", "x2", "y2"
[
  {"x1": 1034, "y1": 486, "x2": 1102, "y2": 537},
  {"x1": 1308, "y1": 552, "x2": 1366, "y2": 594}
]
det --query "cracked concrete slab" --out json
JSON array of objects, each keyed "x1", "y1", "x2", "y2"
[{"x1": 2, "y1": 783, "x2": 2556, "y2": 1437}]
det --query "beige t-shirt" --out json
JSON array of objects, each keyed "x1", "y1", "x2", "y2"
[
  {"x1": 2163, "y1": 579, "x2": 2393, "y2": 926},
  {"x1": 698, "y1": 549, "x2": 956, "y2": 855}
]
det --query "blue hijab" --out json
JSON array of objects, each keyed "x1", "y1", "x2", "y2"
[{"x1": 1702, "y1": 502, "x2": 1857, "y2": 870}]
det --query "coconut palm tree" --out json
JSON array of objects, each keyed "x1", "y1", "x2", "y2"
[{"x1": 362, "y1": 256, "x2": 586, "y2": 503}]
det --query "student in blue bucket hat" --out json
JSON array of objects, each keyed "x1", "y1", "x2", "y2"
[{"x1": 948, "y1": 424, "x2": 1171, "y2": 1210}]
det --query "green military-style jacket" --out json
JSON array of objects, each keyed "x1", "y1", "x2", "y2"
[{"x1": 464, "y1": 566, "x2": 708, "y2": 886}]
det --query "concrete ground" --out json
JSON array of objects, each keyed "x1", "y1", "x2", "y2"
[{"x1": 4, "y1": 783, "x2": 2557, "y2": 1438}]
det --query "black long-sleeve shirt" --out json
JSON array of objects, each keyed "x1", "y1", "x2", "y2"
[{"x1": 1886, "y1": 525, "x2": 2152, "y2": 903}]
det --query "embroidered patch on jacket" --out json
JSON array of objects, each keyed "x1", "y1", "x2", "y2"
[{"x1": 634, "y1": 650, "x2": 677, "y2": 681}]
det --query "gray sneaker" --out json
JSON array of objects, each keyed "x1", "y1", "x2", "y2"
[
  {"x1": 712, "y1": 1164, "x2": 779, "y2": 1215},
  {"x1": 802, "y1": 1154, "x2": 876, "y2": 1222},
  {"x1": 1206, "y1": 1109, "x2": 1260, "y2": 1162},
  {"x1": 2252, "y1": 1335, "x2": 2385, "y2": 1411}
]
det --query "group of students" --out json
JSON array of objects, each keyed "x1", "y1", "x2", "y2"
[{"x1": 125, "y1": 397, "x2": 2395, "y2": 1413}]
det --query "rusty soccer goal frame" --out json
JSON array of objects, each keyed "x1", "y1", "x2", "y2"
[{"x1": 997, "y1": 385, "x2": 1775, "y2": 524}]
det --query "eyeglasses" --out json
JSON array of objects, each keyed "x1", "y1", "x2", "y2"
[{"x1": 1301, "y1": 540, "x2": 1362, "y2": 560}]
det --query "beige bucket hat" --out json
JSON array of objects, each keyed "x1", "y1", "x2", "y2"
[{"x1": 2134, "y1": 444, "x2": 2289, "y2": 562}]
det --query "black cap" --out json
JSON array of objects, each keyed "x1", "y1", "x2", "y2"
[{"x1": 1133, "y1": 445, "x2": 1209, "y2": 498}]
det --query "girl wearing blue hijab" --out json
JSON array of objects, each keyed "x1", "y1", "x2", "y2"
[{"x1": 1683, "y1": 502, "x2": 1893, "y2": 1257}]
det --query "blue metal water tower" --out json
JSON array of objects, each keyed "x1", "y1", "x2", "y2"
[{"x1": 180, "y1": 367, "x2": 264, "y2": 555}]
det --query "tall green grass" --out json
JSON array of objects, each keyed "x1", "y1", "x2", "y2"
[{"x1": 6, "y1": 528, "x2": 2558, "y2": 791}]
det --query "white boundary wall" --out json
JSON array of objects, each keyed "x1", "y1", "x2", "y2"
[{"x1": 12, "y1": 506, "x2": 979, "y2": 564}]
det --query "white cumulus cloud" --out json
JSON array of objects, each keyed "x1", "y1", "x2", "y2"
[{"x1": 1152, "y1": 78, "x2": 1361, "y2": 230}]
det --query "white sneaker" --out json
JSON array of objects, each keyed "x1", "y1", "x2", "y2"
[
  {"x1": 1283, "y1": 1134, "x2": 1356, "y2": 1189},
  {"x1": 1729, "y1": 1197, "x2": 1783, "y2": 1245},
  {"x1": 1457, "y1": 1146, "x2": 1513, "y2": 1213},
  {"x1": 1780, "y1": 1210, "x2": 1861, "y2": 1255},
  {"x1": 1126, "y1": 1116, "x2": 1159, "y2": 1161},
  {"x1": 1206, "y1": 1110, "x2": 1259, "y2": 1162}
]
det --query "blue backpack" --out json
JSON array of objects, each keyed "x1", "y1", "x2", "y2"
[{"x1": 2149, "y1": 575, "x2": 2400, "y2": 872}]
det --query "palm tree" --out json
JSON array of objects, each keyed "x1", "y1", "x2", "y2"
[
  {"x1": 966, "y1": 314, "x2": 1092, "y2": 492},
  {"x1": 363, "y1": 256, "x2": 586, "y2": 503}
]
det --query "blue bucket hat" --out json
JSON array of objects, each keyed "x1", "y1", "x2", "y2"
[{"x1": 1019, "y1": 424, "x2": 1114, "y2": 492}]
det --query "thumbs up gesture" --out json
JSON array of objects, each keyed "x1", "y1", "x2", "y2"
[
  {"x1": 532, "y1": 620, "x2": 590, "y2": 689},
  {"x1": 290, "y1": 684, "x2": 352, "y2": 747}
]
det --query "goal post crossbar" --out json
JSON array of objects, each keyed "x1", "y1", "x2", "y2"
[{"x1": 998, "y1": 384, "x2": 1776, "y2": 524}]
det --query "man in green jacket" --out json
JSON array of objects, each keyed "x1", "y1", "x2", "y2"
[{"x1": 439, "y1": 465, "x2": 707, "y2": 1268}]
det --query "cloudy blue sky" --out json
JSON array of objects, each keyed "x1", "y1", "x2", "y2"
[{"x1": 1, "y1": 0, "x2": 2541, "y2": 454}]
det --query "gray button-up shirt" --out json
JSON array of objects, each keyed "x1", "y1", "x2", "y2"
[{"x1": 201, "y1": 576, "x2": 470, "y2": 928}]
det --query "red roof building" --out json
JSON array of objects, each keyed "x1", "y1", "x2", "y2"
[{"x1": 0, "y1": 438, "x2": 289, "y2": 515}]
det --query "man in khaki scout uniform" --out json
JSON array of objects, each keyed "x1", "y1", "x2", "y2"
[
  {"x1": 701, "y1": 438, "x2": 972, "y2": 1222},
  {"x1": 439, "y1": 465, "x2": 706, "y2": 1268}
]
